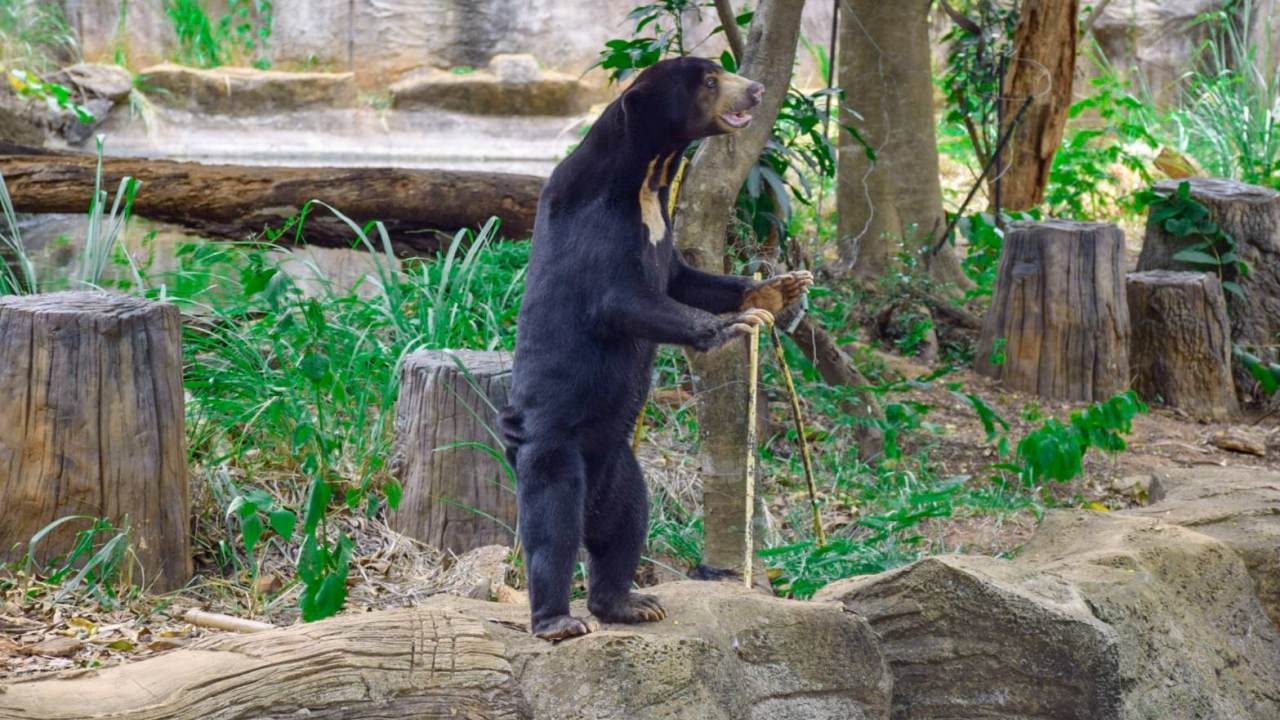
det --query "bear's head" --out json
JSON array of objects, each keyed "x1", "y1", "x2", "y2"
[{"x1": 621, "y1": 56, "x2": 764, "y2": 144}]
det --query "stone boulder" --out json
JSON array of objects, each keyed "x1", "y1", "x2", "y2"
[
  {"x1": 1091, "y1": 0, "x2": 1222, "y2": 103},
  {"x1": 50, "y1": 63, "x2": 134, "y2": 103},
  {"x1": 1126, "y1": 467, "x2": 1280, "y2": 630},
  {"x1": 390, "y1": 54, "x2": 595, "y2": 116},
  {"x1": 441, "y1": 582, "x2": 894, "y2": 720},
  {"x1": 137, "y1": 63, "x2": 359, "y2": 114},
  {"x1": 0, "y1": 581, "x2": 893, "y2": 720},
  {"x1": 818, "y1": 511, "x2": 1280, "y2": 720}
]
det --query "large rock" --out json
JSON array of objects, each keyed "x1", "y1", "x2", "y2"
[
  {"x1": 0, "y1": 582, "x2": 892, "y2": 719},
  {"x1": 137, "y1": 63, "x2": 359, "y2": 114},
  {"x1": 818, "y1": 511, "x2": 1280, "y2": 720},
  {"x1": 1091, "y1": 0, "x2": 1222, "y2": 103},
  {"x1": 444, "y1": 582, "x2": 894, "y2": 720},
  {"x1": 391, "y1": 54, "x2": 595, "y2": 116},
  {"x1": 1126, "y1": 467, "x2": 1280, "y2": 630}
]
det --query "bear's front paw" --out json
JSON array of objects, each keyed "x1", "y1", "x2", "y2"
[
  {"x1": 532, "y1": 614, "x2": 594, "y2": 642},
  {"x1": 728, "y1": 308, "x2": 774, "y2": 334},
  {"x1": 741, "y1": 270, "x2": 814, "y2": 313}
]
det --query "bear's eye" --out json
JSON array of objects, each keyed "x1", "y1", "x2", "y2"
[{"x1": 705, "y1": 76, "x2": 718, "y2": 90}]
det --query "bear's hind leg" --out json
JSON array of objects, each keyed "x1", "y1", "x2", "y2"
[
  {"x1": 516, "y1": 436, "x2": 592, "y2": 641},
  {"x1": 584, "y1": 445, "x2": 666, "y2": 625}
]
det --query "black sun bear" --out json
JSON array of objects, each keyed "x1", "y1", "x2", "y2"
[{"x1": 499, "y1": 56, "x2": 812, "y2": 641}]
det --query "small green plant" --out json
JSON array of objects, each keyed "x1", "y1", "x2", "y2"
[
  {"x1": 1235, "y1": 346, "x2": 1280, "y2": 397},
  {"x1": 1013, "y1": 391, "x2": 1147, "y2": 486},
  {"x1": 164, "y1": 0, "x2": 272, "y2": 69},
  {"x1": 1046, "y1": 55, "x2": 1161, "y2": 219},
  {"x1": 25, "y1": 516, "x2": 135, "y2": 606},
  {"x1": 0, "y1": 0, "x2": 77, "y2": 72},
  {"x1": 1135, "y1": 180, "x2": 1248, "y2": 299},
  {"x1": 7, "y1": 68, "x2": 95, "y2": 123}
]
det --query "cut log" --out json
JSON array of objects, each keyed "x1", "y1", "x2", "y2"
[
  {"x1": 0, "y1": 154, "x2": 544, "y2": 255},
  {"x1": 0, "y1": 292, "x2": 189, "y2": 591},
  {"x1": 1126, "y1": 271, "x2": 1238, "y2": 420},
  {"x1": 0, "y1": 606, "x2": 527, "y2": 719},
  {"x1": 390, "y1": 350, "x2": 516, "y2": 554},
  {"x1": 976, "y1": 220, "x2": 1130, "y2": 402},
  {"x1": 1137, "y1": 178, "x2": 1280, "y2": 407}
]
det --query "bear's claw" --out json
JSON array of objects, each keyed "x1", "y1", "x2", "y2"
[
  {"x1": 532, "y1": 615, "x2": 594, "y2": 642},
  {"x1": 590, "y1": 593, "x2": 668, "y2": 624}
]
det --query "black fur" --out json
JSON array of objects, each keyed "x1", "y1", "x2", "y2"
[{"x1": 499, "y1": 57, "x2": 766, "y2": 640}]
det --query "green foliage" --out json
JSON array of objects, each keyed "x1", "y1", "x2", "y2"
[
  {"x1": 0, "y1": 139, "x2": 140, "y2": 296},
  {"x1": 594, "y1": 1, "x2": 730, "y2": 82},
  {"x1": 0, "y1": 0, "x2": 76, "y2": 73},
  {"x1": 164, "y1": 0, "x2": 273, "y2": 69},
  {"x1": 6, "y1": 68, "x2": 96, "y2": 123},
  {"x1": 167, "y1": 209, "x2": 524, "y2": 620},
  {"x1": 1167, "y1": 0, "x2": 1279, "y2": 189},
  {"x1": 1013, "y1": 391, "x2": 1147, "y2": 486},
  {"x1": 1235, "y1": 346, "x2": 1280, "y2": 397},
  {"x1": 1046, "y1": 60, "x2": 1160, "y2": 218},
  {"x1": 954, "y1": 209, "x2": 1035, "y2": 299},
  {"x1": 1135, "y1": 180, "x2": 1248, "y2": 299},
  {"x1": 938, "y1": 0, "x2": 1018, "y2": 169},
  {"x1": 24, "y1": 516, "x2": 135, "y2": 607}
]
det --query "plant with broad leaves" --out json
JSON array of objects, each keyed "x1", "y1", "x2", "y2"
[
  {"x1": 1135, "y1": 180, "x2": 1249, "y2": 300},
  {"x1": 1014, "y1": 391, "x2": 1147, "y2": 486}
]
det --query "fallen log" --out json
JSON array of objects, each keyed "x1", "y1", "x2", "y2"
[{"x1": 0, "y1": 154, "x2": 545, "y2": 254}]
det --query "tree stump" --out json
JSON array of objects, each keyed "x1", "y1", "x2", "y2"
[
  {"x1": 1127, "y1": 271, "x2": 1238, "y2": 420},
  {"x1": 1137, "y1": 178, "x2": 1280, "y2": 407},
  {"x1": 976, "y1": 220, "x2": 1130, "y2": 402},
  {"x1": 0, "y1": 292, "x2": 189, "y2": 591},
  {"x1": 390, "y1": 350, "x2": 516, "y2": 554}
]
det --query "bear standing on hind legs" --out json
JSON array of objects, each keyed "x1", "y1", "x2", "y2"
[{"x1": 499, "y1": 57, "x2": 812, "y2": 641}]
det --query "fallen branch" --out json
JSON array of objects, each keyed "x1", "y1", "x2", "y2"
[
  {"x1": 182, "y1": 609, "x2": 276, "y2": 634},
  {"x1": 1, "y1": 154, "x2": 544, "y2": 254}
]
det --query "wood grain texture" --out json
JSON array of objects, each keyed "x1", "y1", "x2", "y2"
[
  {"x1": 976, "y1": 221, "x2": 1131, "y2": 402},
  {"x1": 390, "y1": 350, "x2": 517, "y2": 554},
  {"x1": 0, "y1": 292, "x2": 189, "y2": 591},
  {"x1": 0, "y1": 607, "x2": 525, "y2": 720},
  {"x1": 1127, "y1": 271, "x2": 1238, "y2": 420},
  {"x1": 998, "y1": 0, "x2": 1079, "y2": 211},
  {"x1": 1137, "y1": 178, "x2": 1280, "y2": 407},
  {"x1": 0, "y1": 154, "x2": 544, "y2": 253}
]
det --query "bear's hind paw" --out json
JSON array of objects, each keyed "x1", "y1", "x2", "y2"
[
  {"x1": 590, "y1": 593, "x2": 667, "y2": 624},
  {"x1": 532, "y1": 615, "x2": 594, "y2": 642}
]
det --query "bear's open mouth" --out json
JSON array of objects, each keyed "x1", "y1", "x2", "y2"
[{"x1": 719, "y1": 110, "x2": 753, "y2": 128}]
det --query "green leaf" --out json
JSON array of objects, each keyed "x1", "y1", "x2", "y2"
[
  {"x1": 1172, "y1": 248, "x2": 1224, "y2": 266},
  {"x1": 241, "y1": 512, "x2": 264, "y2": 557},
  {"x1": 268, "y1": 509, "x2": 296, "y2": 541}
]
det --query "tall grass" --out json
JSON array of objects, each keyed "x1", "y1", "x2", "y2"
[
  {"x1": 0, "y1": 0, "x2": 77, "y2": 72},
  {"x1": 1168, "y1": 0, "x2": 1280, "y2": 188}
]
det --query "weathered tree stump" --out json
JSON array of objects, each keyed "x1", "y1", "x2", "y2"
[
  {"x1": 1137, "y1": 178, "x2": 1280, "y2": 407},
  {"x1": 1127, "y1": 271, "x2": 1238, "y2": 420},
  {"x1": 976, "y1": 220, "x2": 1130, "y2": 401},
  {"x1": 0, "y1": 292, "x2": 190, "y2": 591},
  {"x1": 390, "y1": 350, "x2": 516, "y2": 554}
]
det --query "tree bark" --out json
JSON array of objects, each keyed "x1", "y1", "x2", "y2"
[
  {"x1": 1127, "y1": 271, "x2": 1238, "y2": 420},
  {"x1": 389, "y1": 350, "x2": 517, "y2": 554},
  {"x1": 0, "y1": 292, "x2": 190, "y2": 591},
  {"x1": 834, "y1": 0, "x2": 969, "y2": 289},
  {"x1": 976, "y1": 220, "x2": 1131, "y2": 402},
  {"x1": 998, "y1": 0, "x2": 1079, "y2": 211},
  {"x1": 0, "y1": 154, "x2": 544, "y2": 254},
  {"x1": 672, "y1": 0, "x2": 805, "y2": 580},
  {"x1": 1137, "y1": 178, "x2": 1280, "y2": 408},
  {"x1": 0, "y1": 607, "x2": 526, "y2": 719}
]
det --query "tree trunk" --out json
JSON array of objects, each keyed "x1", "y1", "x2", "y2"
[
  {"x1": 834, "y1": 0, "x2": 969, "y2": 289},
  {"x1": 0, "y1": 607, "x2": 526, "y2": 719},
  {"x1": 389, "y1": 350, "x2": 517, "y2": 554},
  {"x1": 1137, "y1": 178, "x2": 1280, "y2": 408},
  {"x1": 976, "y1": 221, "x2": 1130, "y2": 402},
  {"x1": 997, "y1": 0, "x2": 1079, "y2": 211},
  {"x1": 0, "y1": 292, "x2": 189, "y2": 591},
  {"x1": 0, "y1": 154, "x2": 544, "y2": 254},
  {"x1": 1127, "y1": 271, "x2": 1238, "y2": 420},
  {"x1": 672, "y1": 0, "x2": 805, "y2": 580}
]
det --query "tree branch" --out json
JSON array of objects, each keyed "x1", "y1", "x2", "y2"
[
  {"x1": 1080, "y1": 0, "x2": 1115, "y2": 38},
  {"x1": 714, "y1": 0, "x2": 746, "y2": 63}
]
